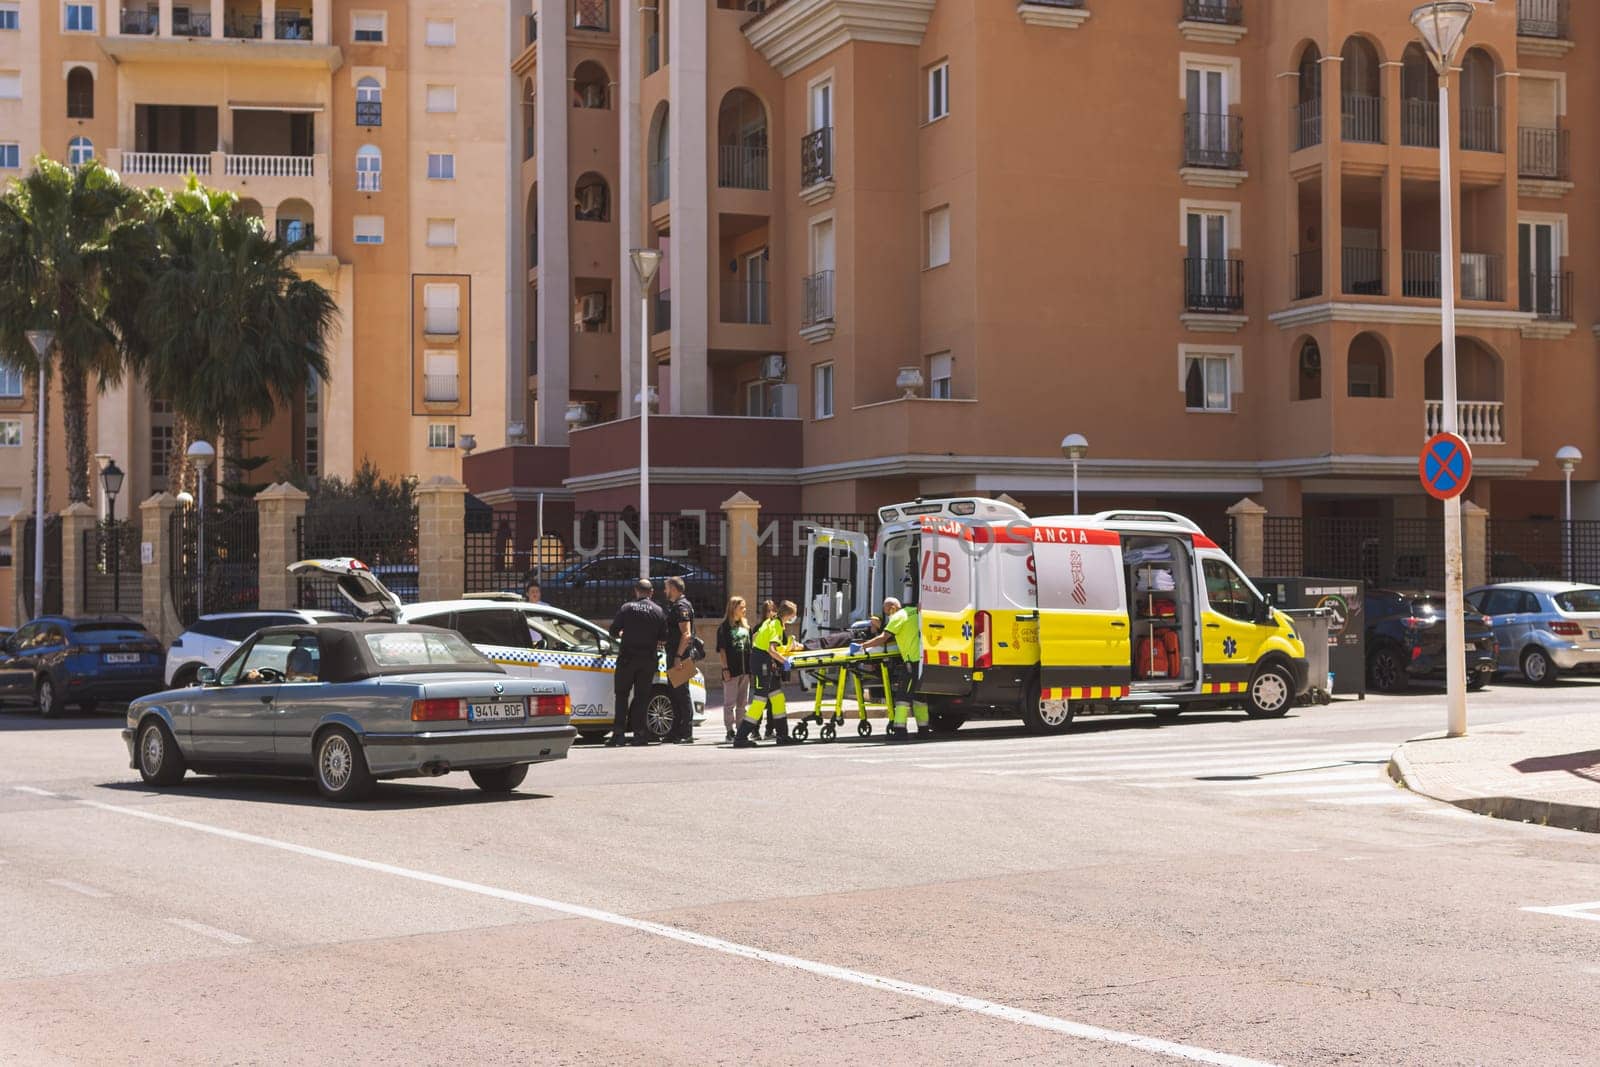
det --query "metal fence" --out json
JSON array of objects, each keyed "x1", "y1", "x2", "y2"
[
  {"x1": 171, "y1": 504, "x2": 259, "y2": 625},
  {"x1": 295, "y1": 507, "x2": 419, "y2": 612},
  {"x1": 18, "y1": 516, "x2": 62, "y2": 618},
  {"x1": 755, "y1": 513, "x2": 879, "y2": 607},
  {"x1": 83, "y1": 521, "x2": 143, "y2": 616},
  {"x1": 1489, "y1": 519, "x2": 1600, "y2": 585},
  {"x1": 1260, "y1": 517, "x2": 1445, "y2": 589}
]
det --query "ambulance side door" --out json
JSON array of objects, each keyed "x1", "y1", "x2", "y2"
[
  {"x1": 1198, "y1": 554, "x2": 1271, "y2": 690},
  {"x1": 917, "y1": 522, "x2": 975, "y2": 687},
  {"x1": 802, "y1": 528, "x2": 871, "y2": 638},
  {"x1": 1034, "y1": 528, "x2": 1132, "y2": 694}
]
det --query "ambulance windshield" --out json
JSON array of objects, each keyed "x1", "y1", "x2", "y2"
[{"x1": 879, "y1": 533, "x2": 920, "y2": 608}]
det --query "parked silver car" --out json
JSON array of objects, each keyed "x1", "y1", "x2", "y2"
[
  {"x1": 125, "y1": 622, "x2": 576, "y2": 801},
  {"x1": 1465, "y1": 582, "x2": 1600, "y2": 685}
]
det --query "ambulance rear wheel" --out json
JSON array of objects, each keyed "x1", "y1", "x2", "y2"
[
  {"x1": 1245, "y1": 663, "x2": 1295, "y2": 719},
  {"x1": 1020, "y1": 681, "x2": 1074, "y2": 735}
]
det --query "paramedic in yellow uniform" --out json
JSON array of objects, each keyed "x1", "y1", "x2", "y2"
[
  {"x1": 857, "y1": 597, "x2": 929, "y2": 741},
  {"x1": 734, "y1": 600, "x2": 801, "y2": 748}
]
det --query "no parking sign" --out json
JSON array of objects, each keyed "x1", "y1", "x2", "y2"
[{"x1": 1420, "y1": 432, "x2": 1472, "y2": 501}]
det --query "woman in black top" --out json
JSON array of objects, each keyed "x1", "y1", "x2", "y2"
[{"x1": 716, "y1": 596, "x2": 752, "y2": 742}]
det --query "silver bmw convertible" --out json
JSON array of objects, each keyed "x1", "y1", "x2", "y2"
[{"x1": 124, "y1": 622, "x2": 576, "y2": 801}]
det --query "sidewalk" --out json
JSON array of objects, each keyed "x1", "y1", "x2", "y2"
[{"x1": 1390, "y1": 713, "x2": 1600, "y2": 833}]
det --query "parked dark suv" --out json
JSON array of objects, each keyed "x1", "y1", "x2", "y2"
[{"x1": 1364, "y1": 590, "x2": 1497, "y2": 693}]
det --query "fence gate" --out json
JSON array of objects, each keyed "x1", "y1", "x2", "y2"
[
  {"x1": 83, "y1": 520, "x2": 143, "y2": 616},
  {"x1": 18, "y1": 516, "x2": 63, "y2": 617},
  {"x1": 1260, "y1": 516, "x2": 1444, "y2": 588},
  {"x1": 170, "y1": 504, "x2": 260, "y2": 625}
]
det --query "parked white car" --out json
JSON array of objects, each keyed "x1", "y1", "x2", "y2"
[
  {"x1": 164, "y1": 610, "x2": 351, "y2": 687},
  {"x1": 289, "y1": 559, "x2": 707, "y2": 741}
]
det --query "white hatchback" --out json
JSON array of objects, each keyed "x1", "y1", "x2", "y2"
[
  {"x1": 164, "y1": 610, "x2": 351, "y2": 687},
  {"x1": 288, "y1": 559, "x2": 706, "y2": 741}
]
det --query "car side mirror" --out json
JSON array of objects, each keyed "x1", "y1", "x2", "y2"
[
  {"x1": 1255, "y1": 599, "x2": 1275, "y2": 626},
  {"x1": 195, "y1": 667, "x2": 217, "y2": 687},
  {"x1": 600, "y1": 638, "x2": 616, "y2": 655}
]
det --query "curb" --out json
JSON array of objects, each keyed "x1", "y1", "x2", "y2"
[{"x1": 1388, "y1": 740, "x2": 1600, "y2": 834}]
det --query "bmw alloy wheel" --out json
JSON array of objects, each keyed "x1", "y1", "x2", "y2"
[
  {"x1": 319, "y1": 733, "x2": 354, "y2": 792},
  {"x1": 141, "y1": 723, "x2": 165, "y2": 774}
]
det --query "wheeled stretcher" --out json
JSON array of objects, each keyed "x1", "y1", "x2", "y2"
[{"x1": 782, "y1": 645, "x2": 899, "y2": 741}]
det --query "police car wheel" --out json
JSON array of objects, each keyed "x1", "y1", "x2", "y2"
[
  {"x1": 644, "y1": 688, "x2": 676, "y2": 740},
  {"x1": 1245, "y1": 664, "x2": 1294, "y2": 719}
]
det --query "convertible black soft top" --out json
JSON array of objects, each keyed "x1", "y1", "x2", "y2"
[{"x1": 250, "y1": 623, "x2": 506, "y2": 684}]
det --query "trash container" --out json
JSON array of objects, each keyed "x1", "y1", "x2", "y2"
[
  {"x1": 1284, "y1": 608, "x2": 1333, "y2": 705},
  {"x1": 1254, "y1": 577, "x2": 1366, "y2": 699}
]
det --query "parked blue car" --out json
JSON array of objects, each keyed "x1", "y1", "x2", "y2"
[
  {"x1": 1467, "y1": 582, "x2": 1600, "y2": 684},
  {"x1": 0, "y1": 616, "x2": 167, "y2": 717}
]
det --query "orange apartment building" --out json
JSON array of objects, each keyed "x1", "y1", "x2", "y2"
[
  {"x1": 485, "y1": 0, "x2": 1599, "y2": 556},
  {"x1": 0, "y1": 0, "x2": 517, "y2": 524}
]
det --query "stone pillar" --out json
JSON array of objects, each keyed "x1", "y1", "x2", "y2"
[
  {"x1": 1462, "y1": 500, "x2": 1488, "y2": 591},
  {"x1": 11, "y1": 509, "x2": 30, "y2": 623},
  {"x1": 58, "y1": 502, "x2": 97, "y2": 617},
  {"x1": 722, "y1": 492, "x2": 761, "y2": 607},
  {"x1": 416, "y1": 476, "x2": 468, "y2": 603},
  {"x1": 140, "y1": 493, "x2": 182, "y2": 644},
  {"x1": 256, "y1": 482, "x2": 309, "y2": 610},
  {"x1": 1225, "y1": 497, "x2": 1267, "y2": 576},
  {"x1": 157, "y1": 0, "x2": 173, "y2": 36}
]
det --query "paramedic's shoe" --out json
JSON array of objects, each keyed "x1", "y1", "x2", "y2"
[
  {"x1": 774, "y1": 720, "x2": 801, "y2": 746},
  {"x1": 725, "y1": 728, "x2": 736, "y2": 743},
  {"x1": 885, "y1": 724, "x2": 911, "y2": 742},
  {"x1": 732, "y1": 721, "x2": 760, "y2": 748}
]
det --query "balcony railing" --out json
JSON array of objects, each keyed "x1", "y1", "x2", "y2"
[
  {"x1": 356, "y1": 101, "x2": 382, "y2": 128},
  {"x1": 802, "y1": 270, "x2": 835, "y2": 327},
  {"x1": 275, "y1": 220, "x2": 314, "y2": 245},
  {"x1": 1461, "y1": 106, "x2": 1502, "y2": 153},
  {"x1": 1183, "y1": 258, "x2": 1244, "y2": 313},
  {"x1": 1403, "y1": 250, "x2": 1443, "y2": 299},
  {"x1": 1292, "y1": 100, "x2": 1322, "y2": 151},
  {"x1": 1520, "y1": 270, "x2": 1572, "y2": 321},
  {"x1": 646, "y1": 33, "x2": 660, "y2": 75},
  {"x1": 423, "y1": 374, "x2": 460, "y2": 404},
  {"x1": 1404, "y1": 250, "x2": 1506, "y2": 302},
  {"x1": 574, "y1": 0, "x2": 610, "y2": 32},
  {"x1": 225, "y1": 16, "x2": 263, "y2": 39},
  {"x1": 1461, "y1": 252, "x2": 1504, "y2": 302},
  {"x1": 356, "y1": 171, "x2": 381, "y2": 192},
  {"x1": 1426, "y1": 401, "x2": 1505, "y2": 445},
  {"x1": 1293, "y1": 251, "x2": 1323, "y2": 301},
  {"x1": 1402, "y1": 98, "x2": 1439, "y2": 148},
  {"x1": 1519, "y1": 126, "x2": 1569, "y2": 181},
  {"x1": 225, "y1": 154, "x2": 314, "y2": 178},
  {"x1": 1183, "y1": 0, "x2": 1242, "y2": 25},
  {"x1": 648, "y1": 157, "x2": 670, "y2": 204},
  {"x1": 173, "y1": 12, "x2": 211, "y2": 36},
  {"x1": 1342, "y1": 247, "x2": 1385, "y2": 296},
  {"x1": 1519, "y1": 0, "x2": 1569, "y2": 40},
  {"x1": 121, "y1": 152, "x2": 212, "y2": 176},
  {"x1": 1341, "y1": 93, "x2": 1383, "y2": 144},
  {"x1": 652, "y1": 289, "x2": 671, "y2": 333},
  {"x1": 801, "y1": 127, "x2": 833, "y2": 188},
  {"x1": 1182, "y1": 112, "x2": 1243, "y2": 170},
  {"x1": 274, "y1": 14, "x2": 311, "y2": 39},
  {"x1": 120, "y1": 10, "x2": 158, "y2": 34},
  {"x1": 721, "y1": 280, "x2": 771, "y2": 325},
  {"x1": 718, "y1": 144, "x2": 769, "y2": 190}
]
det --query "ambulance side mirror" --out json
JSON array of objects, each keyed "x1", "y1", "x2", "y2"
[{"x1": 1254, "y1": 598, "x2": 1274, "y2": 625}]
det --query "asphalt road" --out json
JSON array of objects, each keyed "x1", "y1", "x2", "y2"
[{"x1": 4, "y1": 679, "x2": 1600, "y2": 1066}]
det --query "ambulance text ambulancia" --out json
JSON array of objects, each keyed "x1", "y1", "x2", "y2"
[{"x1": 803, "y1": 499, "x2": 1311, "y2": 732}]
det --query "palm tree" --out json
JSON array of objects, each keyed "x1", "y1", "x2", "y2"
[
  {"x1": 0, "y1": 158, "x2": 142, "y2": 505},
  {"x1": 110, "y1": 180, "x2": 336, "y2": 495}
]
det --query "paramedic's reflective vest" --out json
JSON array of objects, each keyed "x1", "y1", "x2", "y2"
[
  {"x1": 884, "y1": 607, "x2": 929, "y2": 730},
  {"x1": 744, "y1": 615, "x2": 789, "y2": 726}
]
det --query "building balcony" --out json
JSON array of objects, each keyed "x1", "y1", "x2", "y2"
[
  {"x1": 1015, "y1": 0, "x2": 1090, "y2": 30},
  {"x1": 225, "y1": 154, "x2": 315, "y2": 178},
  {"x1": 801, "y1": 271, "x2": 834, "y2": 325},
  {"x1": 1519, "y1": 271, "x2": 1572, "y2": 322},
  {"x1": 1518, "y1": 0, "x2": 1571, "y2": 47},
  {"x1": 1183, "y1": 0, "x2": 1241, "y2": 24},
  {"x1": 173, "y1": 11, "x2": 212, "y2": 36},
  {"x1": 1293, "y1": 252, "x2": 1322, "y2": 301},
  {"x1": 102, "y1": 6, "x2": 338, "y2": 65},
  {"x1": 800, "y1": 127, "x2": 833, "y2": 203},
  {"x1": 1461, "y1": 106, "x2": 1502, "y2": 153},
  {"x1": 1401, "y1": 98, "x2": 1438, "y2": 148},
  {"x1": 1518, "y1": 126, "x2": 1570, "y2": 182},
  {"x1": 423, "y1": 374, "x2": 460, "y2": 404},
  {"x1": 721, "y1": 280, "x2": 771, "y2": 325},
  {"x1": 1341, "y1": 93, "x2": 1383, "y2": 144},
  {"x1": 1182, "y1": 112, "x2": 1243, "y2": 172},
  {"x1": 1292, "y1": 100, "x2": 1322, "y2": 151},
  {"x1": 1341, "y1": 247, "x2": 1385, "y2": 297},
  {"x1": 120, "y1": 9, "x2": 158, "y2": 34},
  {"x1": 1426, "y1": 401, "x2": 1504, "y2": 446},
  {"x1": 119, "y1": 151, "x2": 213, "y2": 176},
  {"x1": 1402, "y1": 250, "x2": 1506, "y2": 303},
  {"x1": 718, "y1": 145, "x2": 769, "y2": 191},
  {"x1": 1183, "y1": 258, "x2": 1244, "y2": 313}
]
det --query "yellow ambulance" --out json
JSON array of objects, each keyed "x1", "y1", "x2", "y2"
[{"x1": 804, "y1": 498, "x2": 1310, "y2": 733}]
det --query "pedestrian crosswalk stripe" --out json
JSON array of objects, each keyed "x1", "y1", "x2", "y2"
[
  {"x1": 1222, "y1": 783, "x2": 1393, "y2": 798},
  {"x1": 808, "y1": 736, "x2": 1327, "y2": 763},
  {"x1": 894, "y1": 741, "x2": 1380, "y2": 770},
  {"x1": 947, "y1": 747, "x2": 1392, "y2": 777},
  {"x1": 1309, "y1": 794, "x2": 1420, "y2": 806}
]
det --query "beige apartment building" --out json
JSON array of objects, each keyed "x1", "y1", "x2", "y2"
[
  {"x1": 492, "y1": 0, "x2": 1599, "y2": 565},
  {"x1": 0, "y1": 0, "x2": 517, "y2": 524}
]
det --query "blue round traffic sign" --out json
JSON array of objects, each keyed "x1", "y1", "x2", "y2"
[{"x1": 1420, "y1": 432, "x2": 1472, "y2": 501}]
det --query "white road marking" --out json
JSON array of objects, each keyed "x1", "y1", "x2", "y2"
[
  {"x1": 807, "y1": 736, "x2": 1319, "y2": 763},
  {"x1": 48, "y1": 878, "x2": 111, "y2": 899},
  {"x1": 1222, "y1": 783, "x2": 1396, "y2": 798},
  {"x1": 1135, "y1": 767, "x2": 1382, "y2": 790},
  {"x1": 31, "y1": 789, "x2": 1278, "y2": 1067},
  {"x1": 1308, "y1": 794, "x2": 1418, "y2": 806},
  {"x1": 166, "y1": 918, "x2": 253, "y2": 945},
  {"x1": 14, "y1": 786, "x2": 60, "y2": 798},
  {"x1": 1522, "y1": 901, "x2": 1600, "y2": 924},
  {"x1": 995, "y1": 748, "x2": 1391, "y2": 779}
]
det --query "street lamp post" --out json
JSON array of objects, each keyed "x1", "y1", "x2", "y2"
[
  {"x1": 100, "y1": 460, "x2": 124, "y2": 612},
  {"x1": 1061, "y1": 434, "x2": 1089, "y2": 514},
  {"x1": 23, "y1": 329, "x2": 53, "y2": 620},
  {"x1": 1557, "y1": 446, "x2": 1583, "y2": 581},
  {"x1": 1411, "y1": 0, "x2": 1475, "y2": 739},
  {"x1": 187, "y1": 441, "x2": 215, "y2": 618},
  {"x1": 628, "y1": 248, "x2": 663, "y2": 582}
]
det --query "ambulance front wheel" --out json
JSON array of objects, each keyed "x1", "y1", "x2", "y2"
[
  {"x1": 1020, "y1": 682, "x2": 1074, "y2": 735},
  {"x1": 1244, "y1": 663, "x2": 1295, "y2": 719}
]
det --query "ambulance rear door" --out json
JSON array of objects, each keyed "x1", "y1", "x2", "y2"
[
  {"x1": 801, "y1": 526, "x2": 871, "y2": 640},
  {"x1": 1032, "y1": 525, "x2": 1133, "y2": 700},
  {"x1": 916, "y1": 518, "x2": 976, "y2": 695}
]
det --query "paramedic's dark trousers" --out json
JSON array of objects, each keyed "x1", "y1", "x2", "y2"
[{"x1": 613, "y1": 652, "x2": 655, "y2": 740}]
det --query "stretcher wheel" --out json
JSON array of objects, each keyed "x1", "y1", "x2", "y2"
[
  {"x1": 792, "y1": 720, "x2": 810, "y2": 740},
  {"x1": 858, "y1": 720, "x2": 873, "y2": 737},
  {"x1": 820, "y1": 722, "x2": 836, "y2": 741}
]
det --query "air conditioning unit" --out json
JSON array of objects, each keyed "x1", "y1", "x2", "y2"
[
  {"x1": 759, "y1": 354, "x2": 787, "y2": 381},
  {"x1": 768, "y1": 383, "x2": 798, "y2": 418},
  {"x1": 580, "y1": 292, "x2": 608, "y2": 324}
]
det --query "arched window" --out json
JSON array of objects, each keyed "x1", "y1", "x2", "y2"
[
  {"x1": 573, "y1": 61, "x2": 610, "y2": 109},
  {"x1": 574, "y1": 172, "x2": 610, "y2": 222},
  {"x1": 523, "y1": 79, "x2": 536, "y2": 160},
  {"x1": 356, "y1": 144, "x2": 381, "y2": 191},
  {"x1": 648, "y1": 104, "x2": 669, "y2": 203},
  {"x1": 717, "y1": 89, "x2": 768, "y2": 189},
  {"x1": 1400, "y1": 44, "x2": 1439, "y2": 148},
  {"x1": 67, "y1": 136, "x2": 93, "y2": 166},
  {"x1": 1460, "y1": 47, "x2": 1501, "y2": 152},
  {"x1": 66, "y1": 67, "x2": 93, "y2": 120},
  {"x1": 1294, "y1": 44, "x2": 1322, "y2": 149},
  {"x1": 356, "y1": 77, "x2": 382, "y2": 127},
  {"x1": 1339, "y1": 37, "x2": 1382, "y2": 143},
  {"x1": 275, "y1": 198, "x2": 314, "y2": 245},
  {"x1": 1296, "y1": 338, "x2": 1322, "y2": 401},
  {"x1": 1347, "y1": 333, "x2": 1389, "y2": 398}
]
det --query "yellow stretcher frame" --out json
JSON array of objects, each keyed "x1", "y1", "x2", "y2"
[{"x1": 784, "y1": 646, "x2": 898, "y2": 739}]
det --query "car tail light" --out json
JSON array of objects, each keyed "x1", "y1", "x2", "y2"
[
  {"x1": 411, "y1": 698, "x2": 465, "y2": 722},
  {"x1": 973, "y1": 611, "x2": 992, "y2": 670},
  {"x1": 532, "y1": 694, "x2": 569, "y2": 718},
  {"x1": 1402, "y1": 617, "x2": 1436, "y2": 632},
  {"x1": 1411, "y1": 646, "x2": 1424, "y2": 661},
  {"x1": 1550, "y1": 621, "x2": 1584, "y2": 638}
]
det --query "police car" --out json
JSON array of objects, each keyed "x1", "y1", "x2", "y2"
[{"x1": 289, "y1": 559, "x2": 706, "y2": 741}]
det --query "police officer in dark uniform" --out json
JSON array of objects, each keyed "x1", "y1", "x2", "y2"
[
  {"x1": 663, "y1": 576, "x2": 696, "y2": 743},
  {"x1": 607, "y1": 578, "x2": 667, "y2": 747}
]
